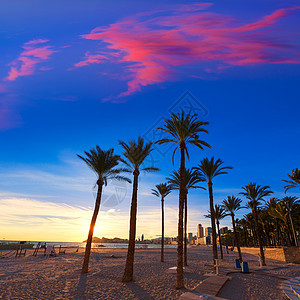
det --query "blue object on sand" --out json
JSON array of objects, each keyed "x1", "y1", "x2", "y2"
[
  {"x1": 226, "y1": 250, "x2": 229, "y2": 254},
  {"x1": 242, "y1": 261, "x2": 249, "y2": 273},
  {"x1": 235, "y1": 258, "x2": 241, "y2": 268}
]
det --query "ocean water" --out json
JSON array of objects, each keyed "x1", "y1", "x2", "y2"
[{"x1": 0, "y1": 240, "x2": 176, "y2": 249}]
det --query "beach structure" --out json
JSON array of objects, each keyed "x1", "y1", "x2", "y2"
[{"x1": 44, "y1": 246, "x2": 54, "y2": 257}]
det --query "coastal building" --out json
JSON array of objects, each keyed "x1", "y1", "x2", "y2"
[
  {"x1": 197, "y1": 224, "x2": 204, "y2": 238},
  {"x1": 205, "y1": 227, "x2": 212, "y2": 237},
  {"x1": 197, "y1": 236, "x2": 211, "y2": 245},
  {"x1": 220, "y1": 227, "x2": 228, "y2": 235}
]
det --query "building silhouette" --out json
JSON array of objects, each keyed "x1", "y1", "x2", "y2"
[
  {"x1": 220, "y1": 227, "x2": 228, "y2": 235},
  {"x1": 205, "y1": 227, "x2": 212, "y2": 237},
  {"x1": 197, "y1": 224, "x2": 204, "y2": 238}
]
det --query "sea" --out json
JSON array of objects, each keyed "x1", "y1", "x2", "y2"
[{"x1": 0, "y1": 240, "x2": 177, "y2": 249}]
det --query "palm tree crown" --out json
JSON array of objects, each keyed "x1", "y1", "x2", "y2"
[
  {"x1": 282, "y1": 196, "x2": 300, "y2": 210},
  {"x1": 157, "y1": 110, "x2": 210, "y2": 163},
  {"x1": 240, "y1": 183, "x2": 273, "y2": 208},
  {"x1": 167, "y1": 168, "x2": 206, "y2": 192},
  {"x1": 268, "y1": 201, "x2": 289, "y2": 223},
  {"x1": 205, "y1": 204, "x2": 227, "y2": 221},
  {"x1": 119, "y1": 137, "x2": 159, "y2": 173},
  {"x1": 194, "y1": 157, "x2": 232, "y2": 183},
  {"x1": 152, "y1": 183, "x2": 172, "y2": 199},
  {"x1": 77, "y1": 146, "x2": 131, "y2": 185},
  {"x1": 283, "y1": 168, "x2": 300, "y2": 192},
  {"x1": 222, "y1": 196, "x2": 243, "y2": 216}
]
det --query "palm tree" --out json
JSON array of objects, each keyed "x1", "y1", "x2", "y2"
[
  {"x1": 222, "y1": 196, "x2": 243, "y2": 262},
  {"x1": 78, "y1": 146, "x2": 131, "y2": 274},
  {"x1": 120, "y1": 137, "x2": 159, "y2": 282},
  {"x1": 167, "y1": 168, "x2": 205, "y2": 266},
  {"x1": 194, "y1": 157, "x2": 232, "y2": 266},
  {"x1": 205, "y1": 204, "x2": 227, "y2": 259},
  {"x1": 283, "y1": 168, "x2": 300, "y2": 192},
  {"x1": 240, "y1": 183, "x2": 273, "y2": 266},
  {"x1": 237, "y1": 218, "x2": 249, "y2": 247},
  {"x1": 157, "y1": 110, "x2": 210, "y2": 289},
  {"x1": 258, "y1": 209, "x2": 272, "y2": 246},
  {"x1": 152, "y1": 183, "x2": 172, "y2": 262},
  {"x1": 265, "y1": 198, "x2": 282, "y2": 246},
  {"x1": 282, "y1": 196, "x2": 299, "y2": 246},
  {"x1": 269, "y1": 201, "x2": 292, "y2": 246}
]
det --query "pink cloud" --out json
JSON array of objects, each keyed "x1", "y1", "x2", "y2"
[
  {"x1": 5, "y1": 39, "x2": 55, "y2": 81},
  {"x1": 74, "y1": 52, "x2": 107, "y2": 67},
  {"x1": 80, "y1": 4, "x2": 300, "y2": 98}
]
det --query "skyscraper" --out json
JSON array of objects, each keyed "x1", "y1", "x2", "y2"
[
  {"x1": 188, "y1": 232, "x2": 193, "y2": 243},
  {"x1": 205, "y1": 227, "x2": 212, "y2": 237},
  {"x1": 197, "y1": 224, "x2": 204, "y2": 238}
]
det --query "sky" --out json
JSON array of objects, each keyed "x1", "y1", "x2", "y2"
[{"x1": 0, "y1": 0, "x2": 300, "y2": 242}]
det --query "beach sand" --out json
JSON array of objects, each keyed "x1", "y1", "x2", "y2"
[{"x1": 0, "y1": 246, "x2": 299, "y2": 299}]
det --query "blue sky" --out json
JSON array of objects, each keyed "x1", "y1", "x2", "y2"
[{"x1": 0, "y1": 1, "x2": 299, "y2": 241}]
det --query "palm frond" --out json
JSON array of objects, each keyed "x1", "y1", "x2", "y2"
[{"x1": 77, "y1": 146, "x2": 130, "y2": 187}]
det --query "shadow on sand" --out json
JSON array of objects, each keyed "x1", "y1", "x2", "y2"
[
  {"x1": 74, "y1": 273, "x2": 87, "y2": 300},
  {"x1": 124, "y1": 281, "x2": 154, "y2": 300}
]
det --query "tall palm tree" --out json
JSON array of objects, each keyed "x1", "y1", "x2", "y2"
[
  {"x1": 194, "y1": 157, "x2": 232, "y2": 266},
  {"x1": 152, "y1": 183, "x2": 172, "y2": 262},
  {"x1": 120, "y1": 137, "x2": 159, "y2": 282},
  {"x1": 265, "y1": 198, "x2": 282, "y2": 246},
  {"x1": 78, "y1": 146, "x2": 131, "y2": 274},
  {"x1": 240, "y1": 183, "x2": 273, "y2": 266},
  {"x1": 222, "y1": 196, "x2": 243, "y2": 262},
  {"x1": 167, "y1": 168, "x2": 205, "y2": 266},
  {"x1": 258, "y1": 209, "x2": 272, "y2": 247},
  {"x1": 157, "y1": 110, "x2": 210, "y2": 289},
  {"x1": 269, "y1": 201, "x2": 292, "y2": 246},
  {"x1": 237, "y1": 218, "x2": 249, "y2": 247},
  {"x1": 283, "y1": 168, "x2": 300, "y2": 192},
  {"x1": 205, "y1": 204, "x2": 227, "y2": 259},
  {"x1": 282, "y1": 196, "x2": 299, "y2": 246}
]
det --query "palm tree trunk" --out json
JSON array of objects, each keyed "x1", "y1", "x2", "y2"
[
  {"x1": 184, "y1": 192, "x2": 188, "y2": 266},
  {"x1": 278, "y1": 221, "x2": 285, "y2": 246},
  {"x1": 161, "y1": 197, "x2": 164, "y2": 262},
  {"x1": 243, "y1": 226, "x2": 248, "y2": 247},
  {"x1": 122, "y1": 171, "x2": 139, "y2": 282},
  {"x1": 285, "y1": 222, "x2": 292, "y2": 246},
  {"x1": 217, "y1": 221, "x2": 223, "y2": 259},
  {"x1": 288, "y1": 209, "x2": 298, "y2": 246},
  {"x1": 275, "y1": 219, "x2": 281, "y2": 246},
  {"x1": 252, "y1": 207, "x2": 266, "y2": 266},
  {"x1": 82, "y1": 183, "x2": 103, "y2": 274},
  {"x1": 176, "y1": 144, "x2": 185, "y2": 289},
  {"x1": 251, "y1": 223, "x2": 258, "y2": 247},
  {"x1": 208, "y1": 180, "x2": 218, "y2": 265},
  {"x1": 231, "y1": 214, "x2": 242, "y2": 262},
  {"x1": 265, "y1": 223, "x2": 271, "y2": 247}
]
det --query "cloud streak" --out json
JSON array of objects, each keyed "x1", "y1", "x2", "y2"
[
  {"x1": 79, "y1": 4, "x2": 300, "y2": 99},
  {"x1": 5, "y1": 39, "x2": 56, "y2": 81}
]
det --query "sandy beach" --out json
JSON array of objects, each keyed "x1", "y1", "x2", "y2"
[{"x1": 0, "y1": 246, "x2": 299, "y2": 299}]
